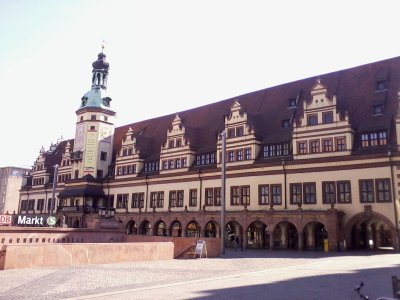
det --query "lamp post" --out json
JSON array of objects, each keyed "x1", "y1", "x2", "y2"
[
  {"x1": 282, "y1": 158, "x2": 287, "y2": 209},
  {"x1": 50, "y1": 164, "x2": 59, "y2": 217},
  {"x1": 221, "y1": 131, "x2": 226, "y2": 255}
]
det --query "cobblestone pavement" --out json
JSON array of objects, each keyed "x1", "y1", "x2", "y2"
[{"x1": 0, "y1": 249, "x2": 399, "y2": 300}]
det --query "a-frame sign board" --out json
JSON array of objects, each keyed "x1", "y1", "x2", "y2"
[{"x1": 194, "y1": 240, "x2": 207, "y2": 258}]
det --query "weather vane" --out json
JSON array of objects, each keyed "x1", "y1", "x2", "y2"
[{"x1": 101, "y1": 40, "x2": 108, "y2": 53}]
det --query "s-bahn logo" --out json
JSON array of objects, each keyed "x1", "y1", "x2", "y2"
[{"x1": 0, "y1": 215, "x2": 12, "y2": 225}]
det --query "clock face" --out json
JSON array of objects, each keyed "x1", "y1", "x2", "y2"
[{"x1": 99, "y1": 125, "x2": 112, "y2": 142}]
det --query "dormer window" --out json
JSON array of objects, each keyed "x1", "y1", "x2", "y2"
[
  {"x1": 373, "y1": 105, "x2": 384, "y2": 116},
  {"x1": 323, "y1": 111, "x2": 333, "y2": 124},
  {"x1": 307, "y1": 115, "x2": 318, "y2": 126},
  {"x1": 375, "y1": 80, "x2": 387, "y2": 92},
  {"x1": 361, "y1": 131, "x2": 387, "y2": 147},
  {"x1": 168, "y1": 140, "x2": 174, "y2": 148},
  {"x1": 282, "y1": 119, "x2": 290, "y2": 128},
  {"x1": 176, "y1": 139, "x2": 182, "y2": 147},
  {"x1": 288, "y1": 98, "x2": 297, "y2": 108}
]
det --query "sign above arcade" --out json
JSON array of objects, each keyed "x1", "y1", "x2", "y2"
[{"x1": 15, "y1": 215, "x2": 57, "y2": 227}]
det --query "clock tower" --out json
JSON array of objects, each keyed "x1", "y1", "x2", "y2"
[{"x1": 71, "y1": 48, "x2": 116, "y2": 179}]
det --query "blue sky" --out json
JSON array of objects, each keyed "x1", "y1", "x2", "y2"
[{"x1": 1, "y1": 0, "x2": 400, "y2": 168}]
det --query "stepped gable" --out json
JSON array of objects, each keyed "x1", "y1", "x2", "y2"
[
  {"x1": 112, "y1": 56, "x2": 400, "y2": 162},
  {"x1": 43, "y1": 140, "x2": 73, "y2": 173}
]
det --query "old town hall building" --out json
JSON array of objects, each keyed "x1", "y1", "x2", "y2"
[{"x1": 17, "y1": 51, "x2": 400, "y2": 251}]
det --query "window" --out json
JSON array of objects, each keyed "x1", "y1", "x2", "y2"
[
  {"x1": 373, "y1": 105, "x2": 384, "y2": 115},
  {"x1": 376, "y1": 179, "x2": 391, "y2": 202},
  {"x1": 290, "y1": 183, "x2": 302, "y2": 205},
  {"x1": 169, "y1": 191, "x2": 177, "y2": 207},
  {"x1": 91, "y1": 115, "x2": 96, "y2": 120},
  {"x1": 150, "y1": 192, "x2": 157, "y2": 208},
  {"x1": 132, "y1": 193, "x2": 144, "y2": 208},
  {"x1": 322, "y1": 182, "x2": 336, "y2": 204},
  {"x1": 47, "y1": 198, "x2": 56, "y2": 211},
  {"x1": 361, "y1": 131, "x2": 387, "y2": 147},
  {"x1": 162, "y1": 160, "x2": 168, "y2": 170},
  {"x1": 20, "y1": 200, "x2": 28, "y2": 211},
  {"x1": 168, "y1": 140, "x2": 174, "y2": 148},
  {"x1": 176, "y1": 190, "x2": 184, "y2": 207},
  {"x1": 28, "y1": 199, "x2": 35, "y2": 210},
  {"x1": 144, "y1": 161, "x2": 159, "y2": 172},
  {"x1": 303, "y1": 183, "x2": 316, "y2": 204},
  {"x1": 263, "y1": 143, "x2": 290, "y2": 158},
  {"x1": 189, "y1": 189, "x2": 197, "y2": 207},
  {"x1": 228, "y1": 151, "x2": 235, "y2": 162},
  {"x1": 90, "y1": 126, "x2": 95, "y2": 130},
  {"x1": 375, "y1": 80, "x2": 387, "y2": 92},
  {"x1": 337, "y1": 181, "x2": 351, "y2": 203},
  {"x1": 336, "y1": 137, "x2": 346, "y2": 151},
  {"x1": 282, "y1": 119, "x2": 290, "y2": 128},
  {"x1": 237, "y1": 149, "x2": 243, "y2": 161},
  {"x1": 271, "y1": 185, "x2": 282, "y2": 205},
  {"x1": 241, "y1": 186, "x2": 250, "y2": 206},
  {"x1": 157, "y1": 192, "x2": 164, "y2": 207},
  {"x1": 359, "y1": 180, "x2": 374, "y2": 203},
  {"x1": 37, "y1": 199, "x2": 44, "y2": 211},
  {"x1": 323, "y1": 139, "x2": 333, "y2": 152},
  {"x1": 96, "y1": 169, "x2": 103, "y2": 179},
  {"x1": 288, "y1": 98, "x2": 297, "y2": 108},
  {"x1": 168, "y1": 160, "x2": 174, "y2": 169},
  {"x1": 245, "y1": 148, "x2": 252, "y2": 160},
  {"x1": 297, "y1": 141, "x2": 307, "y2": 154},
  {"x1": 176, "y1": 139, "x2": 182, "y2": 147},
  {"x1": 214, "y1": 188, "x2": 221, "y2": 206},
  {"x1": 310, "y1": 140, "x2": 320, "y2": 153},
  {"x1": 104, "y1": 116, "x2": 108, "y2": 122},
  {"x1": 100, "y1": 151, "x2": 107, "y2": 161},
  {"x1": 231, "y1": 186, "x2": 240, "y2": 205},
  {"x1": 205, "y1": 188, "x2": 213, "y2": 206},
  {"x1": 195, "y1": 153, "x2": 216, "y2": 166},
  {"x1": 323, "y1": 111, "x2": 333, "y2": 124},
  {"x1": 175, "y1": 158, "x2": 181, "y2": 169},
  {"x1": 227, "y1": 128, "x2": 235, "y2": 138},
  {"x1": 258, "y1": 185, "x2": 269, "y2": 205},
  {"x1": 307, "y1": 115, "x2": 318, "y2": 126},
  {"x1": 117, "y1": 194, "x2": 128, "y2": 209},
  {"x1": 236, "y1": 126, "x2": 244, "y2": 137}
]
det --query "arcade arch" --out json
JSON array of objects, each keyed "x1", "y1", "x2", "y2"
[
  {"x1": 247, "y1": 220, "x2": 269, "y2": 249},
  {"x1": 186, "y1": 220, "x2": 201, "y2": 237}
]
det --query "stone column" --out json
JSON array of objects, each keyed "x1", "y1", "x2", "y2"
[{"x1": 298, "y1": 234, "x2": 303, "y2": 250}]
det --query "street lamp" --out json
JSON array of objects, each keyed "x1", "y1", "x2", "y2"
[
  {"x1": 50, "y1": 164, "x2": 59, "y2": 217},
  {"x1": 221, "y1": 130, "x2": 226, "y2": 255}
]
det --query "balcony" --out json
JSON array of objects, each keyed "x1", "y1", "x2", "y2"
[
  {"x1": 57, "y1": 205, "x2": 98, "y2": 214},
  {"x1": 70, "y1": 151, "x2": 83, "y2": 161}
]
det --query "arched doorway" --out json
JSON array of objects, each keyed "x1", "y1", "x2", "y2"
[
  {"x1": 169, "y1": 221, "x2": 182, "y2": 237},
  {"x1": 126, "y1": 220, "x2": 138, "y2": 235},
  {"x1": 154, "y1": 220, "x2": 167, "y2": 236},
  {"x1": 139, "y1": 220, "x2": 151, "y2": 235},
  {"x1": 302, "y1": 221, "x2": 327, "y2": 250},
  {"x1": 225, "y1": 220, "x2": 243, "y2": 249},
  {"x1": 247, "y1": 221, "x2": 269, "y2": 249},
  {"x1": 186, "y1": 221, "x2": 201, "y2": 237},
  {"x1": 204, "y1": 221, "x2": 218, "y2": 238},
  {"x1": 273, "y1": 221, "x2": 298, "y2": 249},
  {"x1": 348, "y1": 213, "x2": 395, "y2": 250}
]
